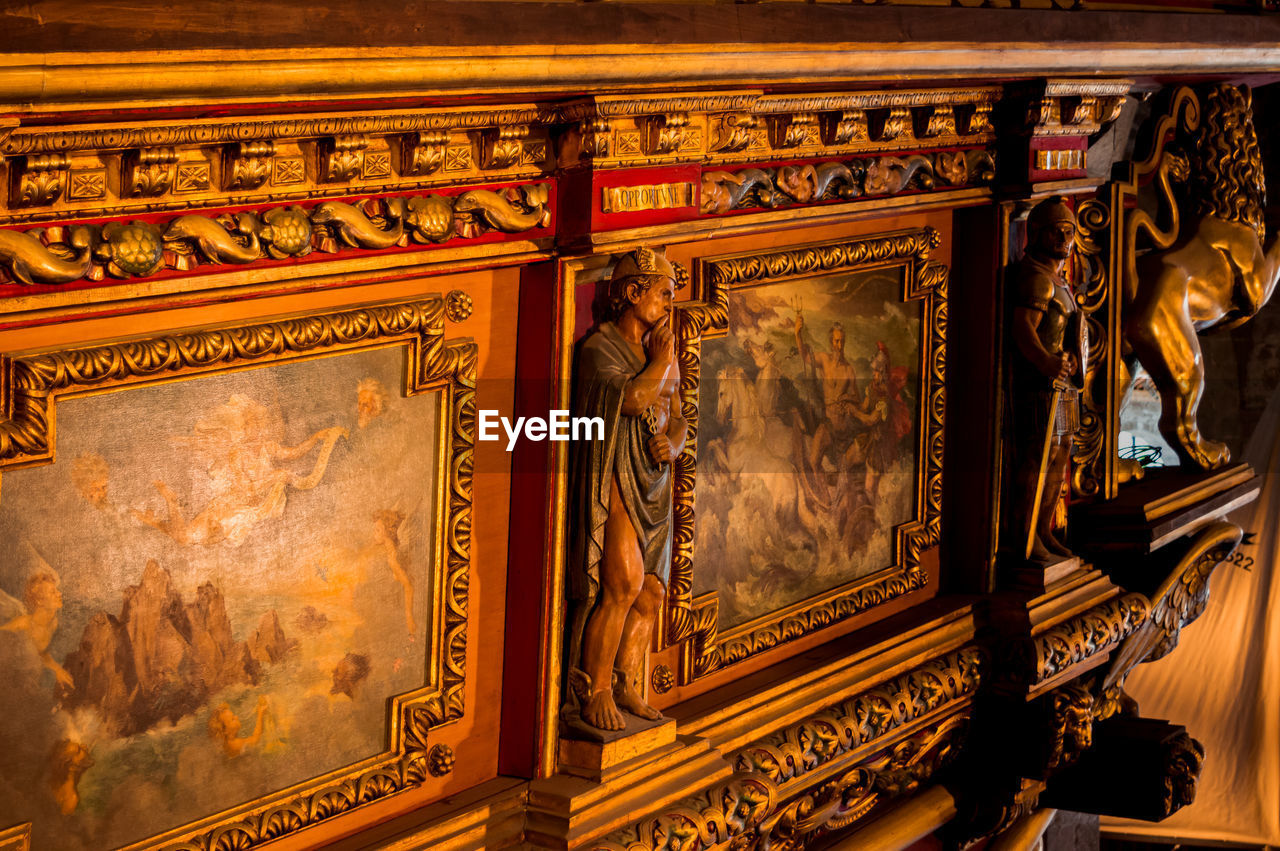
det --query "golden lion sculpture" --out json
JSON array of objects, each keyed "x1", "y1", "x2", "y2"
[{"x1": 1123, "y1": 84, "x2": 1280, "y2": 470}]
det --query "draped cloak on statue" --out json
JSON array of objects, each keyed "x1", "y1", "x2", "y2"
[{"x1": 566, "y1": 321, "x2": 673, "y2": 670}]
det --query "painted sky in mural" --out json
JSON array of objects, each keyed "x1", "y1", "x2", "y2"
[
  {"x1": 0, "y1": 345, "x2": 438, "y2": 850},
  {"x1": 694, "y1": 269, "x2": 922, "y2": 628}
]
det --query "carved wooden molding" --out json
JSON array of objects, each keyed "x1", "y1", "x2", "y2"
[
  {"x1": 0, "y1": 182, "x2": 552, "y2": 286},
  {"x1": 1003, "y1": 593, "x2": 1149, "y2": 689},
  {"x1": 669, "y1": 228, "x2": 947, "y2": 682},
  {"x1": 592, "y1": 648, "x2": 982, "y2": 851},
  {"x1": 700, "y1": 149, "x2": 996, "y2": 215}
]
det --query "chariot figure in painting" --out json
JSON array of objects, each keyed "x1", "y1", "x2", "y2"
[{"x1": 566, "y1": 246, "x2": 687, "y2": 733}]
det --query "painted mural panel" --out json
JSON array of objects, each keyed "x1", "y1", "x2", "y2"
[
  {"x1": 0, "y1": 345, "x2": 438, "y2": 850},
  {"x1": 693, "y1": 269, "x2": 922, "y2": 628}
]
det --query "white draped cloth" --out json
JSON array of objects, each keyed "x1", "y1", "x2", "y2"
[{"x1": 1101, "y1": 389, "x2": 1280, "y2": 846}]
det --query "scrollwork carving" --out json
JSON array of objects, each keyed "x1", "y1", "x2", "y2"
[
  {"x1": 708, "y1": 112, "x2": 757, "y2": 153},
  {"x1": 0, "y1": 183, "x2": 552, "y2": 286},
  {"x1": 699, "y1": 150, "x2": 993, "y2": 215},
  {"x1": 1096, "y1": 521, "x2": 1242, "y2": 721},
  {"x1": 733, "y1": 648, "x2": 983, "y2": 786},
  {"x1": 1004, "y1": 593, "x2": 1149, "y2": 688}
]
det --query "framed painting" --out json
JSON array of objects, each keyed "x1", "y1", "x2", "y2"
[
  {"x1": 0, "y1": 299, "x2": 474, "y2": 850},
  {"x1": 666, "y1": 229, "x2": 948, "y2": 683}
]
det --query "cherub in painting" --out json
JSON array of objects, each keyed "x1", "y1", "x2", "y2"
[
  {"x1": 0, "y1": 543, "x2": 74, "y2": 691},
  {"x1": 357, "y1": 377, "x2": 390, "y2": 428},
  {"x1": 132, "y1": 394, "x2": 348, "y2": 546}
]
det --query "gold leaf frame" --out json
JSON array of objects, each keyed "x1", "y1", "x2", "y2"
[
  {"x1": 667, "y1": 228, "x2": 948, "y2": 683},
  {"x1": 0, "y1": 298, "x2": 475, "y2": 851}
]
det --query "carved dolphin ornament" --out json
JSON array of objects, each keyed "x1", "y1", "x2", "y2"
[{"x1": 0, "y1": 226, "x2": 96, "y2": 285}]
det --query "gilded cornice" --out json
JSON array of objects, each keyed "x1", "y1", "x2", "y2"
[
  {"x1": 753, "y1": 88, "x2": 1002, "y2": 113},
  {"x1": 557, "y1": 93, "x2": 763, "y2": 121},
  {"x1": 0, "y1": 107, "x2": 551, "y2": 156}
]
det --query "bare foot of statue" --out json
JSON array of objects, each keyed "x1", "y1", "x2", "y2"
[
  {"x1": 582, "y1": 689, "x2": 626, "y2": 731},
  {"x1": 614, "y1": 680, "x2": 662, "y2": 721}
]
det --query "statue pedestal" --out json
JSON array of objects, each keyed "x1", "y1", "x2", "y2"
[
  {"x1": 1009, "y1": 555, "x2": 1082, "y2": 595},
  {"x1": 1076, "y1": 462, "x2": 1258, "y2": 556},
  {"x1": 557, "y1": 714, "x2": 676, "y2": 783},
  {"x1": 527, "y1": 732, "x2": 730, "y2": 850}
]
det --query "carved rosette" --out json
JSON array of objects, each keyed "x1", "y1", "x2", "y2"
[{"x1": 668, "y1": 229, "x2": 947, "y2": 683}]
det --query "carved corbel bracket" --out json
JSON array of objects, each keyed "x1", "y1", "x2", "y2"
[
  {"x1": 321, "y1": 134, "x2": 369, "y2": 183},
  {"x1": 224, "y1": 140, "x2": 275, "y2": 191},
  {"x1": 401, "y1": 130, "x2": 449, "y2": 176},
  {"x1": 878, "y1": 106, "x2": 917, "y2": 143},
  {"x1": 576, "y1": 117, "x2": 612, "y2": 159},
  {"x1": 1094, "y1": 521, "x2": 1244, "y2": 722},
  {"x1": 1025, "y1": 80, "x2": 1133, "y2": 138},
  {"x1": 766, "y1": 112, "x2": 821, "y2": 150},
  {"x1": 968, "y1": 101, "x2": 996, "y2": 135},
  {"x1": 641, "y1": 112, "x2": 692, "y2": 156},
  {"x1": 124, "y1": 146, "x2": 178, "y2": 197},
  {"x1": 923, "y1": 104, "x2": 958, "y2": 138},
  {"x1": 821, "y1": 110, "x2": 870, "y2": 146},
  {"x1": 478, "y1": 124, "x2": 532, "y2": 170},
  {"x1": 708, "y1": 112, "x2": 758, "y2": 154},
  {"x1": 11, "y1": 152, "x2": 70, "y2": 206}
]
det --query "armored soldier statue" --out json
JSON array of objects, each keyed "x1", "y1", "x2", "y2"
[{"x1": 1011, "y1": 197, "x2": 1085, "y2": 563}]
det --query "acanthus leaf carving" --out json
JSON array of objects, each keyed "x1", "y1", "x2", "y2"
[
  {"x1": 13, "y1": 152, "x2": 70, "y2": 206},
  {"x1": 322, "y1": 135, "x2": 368, "y2": 183},
  {"x1": 478, "y1": 125, "x2": 531, "y2": 170},
  {"x1": 642, "y1": 112, "x2": 691, "y2": 156},
  {"x1": 402, "y1": 130, "x2": 449, "y2": 176},
  {"x1": 708, "y1": 112, "x2": 757, "y2": 153},
  {"x1": 225, "y1": 140, "x2": 275, "y2": 191},
  {"x1": 124, "y1": 147, "x2": 178, "y2": 197}
]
